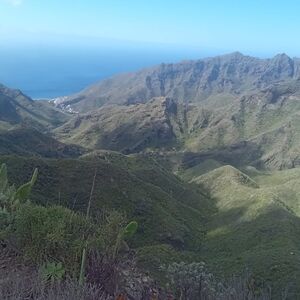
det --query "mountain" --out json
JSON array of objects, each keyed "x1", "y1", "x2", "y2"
[
  {"x1": 184, "y1": 164, "x2": 300, "y2": 295},
  {"x1": 53, "y1": 52, "x2": 300, "y2": 112},
  {"x1": 54, "y1": 97, "x2": 179, "y2": 152},
  {"x1": 0, "y1": 83, "x2": 70, "y2": 131},
  {"x1": 1, "y1": 152, "x2": 212, "y2": 251},
  {"x1": 0, "y1": 127, "x2": 85, "y2": 158},
  {"x1": 52, "y1": 53, "x2": 300, "y2": 170},
  {"x1": 2, "y1": 52, "x2": 300, "y2": 295}
]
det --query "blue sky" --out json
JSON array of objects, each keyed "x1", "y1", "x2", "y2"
[{"x1": 0, "y1": 0, "x2": 300, "y2": 56}]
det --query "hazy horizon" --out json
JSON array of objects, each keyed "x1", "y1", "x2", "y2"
[
  {"x1": 2, "y1": 0, "x2": 300, "y2": 54},
  {"x1": 1, "y1": 0, "x2": 300, "y2": 98},
  {"x1": 0, "y1": 41, "x2": 218, "y2": 99},
  {"x1": 1, "y1": 43, "x2": 299, "y2": 99}
]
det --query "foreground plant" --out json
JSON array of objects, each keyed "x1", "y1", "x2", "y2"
[
  {"x1": 0, "y1": 163, "x2": 38, "y2": 241},
  {"x1": 40, "y1": 261, "x2": 65, "y2": 284},
  {"x1": 0, "y1": 163, "x2": 38, "y2": 211},
  {"x1": 164, "y1": 262, "x2": 216, "y2": 299},
  {"x1": 78, "y1": 168, "x2": 138, "y2": 289}
]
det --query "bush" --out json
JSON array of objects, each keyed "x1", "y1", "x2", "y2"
[
  {"x1": 163, "y1": 262, "x2": 274, "y2": 300},
  {"x1": 11, "y1": 203, "x2": 92, "y2": 274},
  {"x1": 0, "y1": 267, "x2": 105, "y2": 300},
  {"x1": 164, "y1": 261, "x2": 216, "y2": 299}
]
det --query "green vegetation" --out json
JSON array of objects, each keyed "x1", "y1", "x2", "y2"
[
  {"x1": 40, "y1": 262, "x2": 65, "y2": 283},
  {"x1": 179, "y1": 162, "x2": 300, "y2": 296},
  {"x1": 0, "y1": 162, "x2": 277, "y2": 298},
  {"x1": 54, "y1": 97, "x2": 179, "y2": 152},
  {"x1": 0, "y1": 128, "x2": 84, "y2": 158},
  {"x1": 0, "y1": 154, "x2": 211, "y2": 251},
  {"x1": 2, "y1": 151, "x2": 299, "y2": 297},
  {"x1": 0, "y1": 83, "x2": 70, "y2": 131},
  {"x1": 13, "y1": 203, "x2": 90, "y2": 272},
  {"x1": 2, "y1": 53, "x2": 300, "y2": 297},
  {"x1": 52, "y1": 53, "x2": 300, "y2": 171},
  {"x1": 0, "y1": 163, "x2": 143, "y2": 297}
]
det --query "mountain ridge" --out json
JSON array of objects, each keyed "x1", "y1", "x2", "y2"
[
  {"x1": 53, "y1": 52, "x2": 300, "y2": 113},
  {"x1": 2, "y1": 52, "x2": 300, "y2": 295},
  {"x1": 0, "y1": 84, "x2": 71, "y2": 131}
]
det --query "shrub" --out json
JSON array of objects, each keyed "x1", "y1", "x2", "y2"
[
  {"x1": 163, "y1": 262, "x2": 275, "y2": 300},
  {"x1": 40, "y1": 262, "x2": 66, "y2": 283},
  {"x1": 164, "y1": 261, "x2": 216, "y2": 299},
  {"x1": 11, "y1": 203, "x2": 92, "y2": 274},
  {"x1": 0, "y1": 267, "x2": 105, "y2": 300}
]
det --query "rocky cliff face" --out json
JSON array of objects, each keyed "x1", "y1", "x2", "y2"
[
  {"x1": 2, "y1": 52, "x2": 300, "y2": 170},
  {"x1": 54, "y1": 97, "x2": 179, "y2": 153},
  {"x1": 54, "y1": 52, "x2": 300, "y2": 113},
  {"x1": 51, "y1": 53, "x2": 300, "y2": 169}
]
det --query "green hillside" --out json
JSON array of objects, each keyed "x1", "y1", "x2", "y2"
[
  {"x1": 54, "y1": 97, "x2": 179, "y2": 152},
  {"x1": 0, "y1": 84, "x2": 70, "y2": 131},
  {"x1": 53, "y1": 80, "x2": 300, "y2": 170},
  {"x1": 2, "y1": 52, "x2": 300, "y2": 297},
  {"x1": 0, "y1": 128, "x2": 85, "y2": 158},
  {"x1": 180, "y1": 163, "x2": 300, "y2": 295},
  {"x1": 0, "y1": 154, "x2": 212, "y2": 251}
]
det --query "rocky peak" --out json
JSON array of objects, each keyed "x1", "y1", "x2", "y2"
[
  {"x1": 55, "y1": 52, "x2": 300, "y2": 112},
  {"x1": 263, "y1": 53, "x2": 295, "y2": 79}
]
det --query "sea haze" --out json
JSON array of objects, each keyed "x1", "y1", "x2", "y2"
[{"x1": 0, "y1": 42, "x2": 210, "y2": 99}]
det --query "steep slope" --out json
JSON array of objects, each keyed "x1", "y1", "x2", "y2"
[
  {"x1": 0, "y1": 153, "x2": 212, "y2": 250},
  {"x1": 189, "y1": 165, "x2": 300, "y2": 295},
  {"x1": 54, "y1": 52, "x2": 300, "y2": 113},
  {"x1": 54, "y1": 78, "x2": 300, "y2": 169},
  {"x1": 0, "y1": 83, "x2": 70, "y2": 131},
  {"x1": 51, "y1": 54, "x2": 300, "y2": 170},
  {"x1": 0, "y1": 128, "x2": 85, "y2": 158},
  {"x1": 2, "y1": 53, "x2": 300, "y2": 294},
  {"x1": 192, "y1": 165, "x2": 259, "y2": 189},
  {"x1": 180, "y1": 79, "x2": 300, "y2": 169},
  {"x1": 54, "y1": 97, "x2": 182, "y2": 152}
]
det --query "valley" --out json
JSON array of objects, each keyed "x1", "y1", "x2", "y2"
[{"x1": 1, "y1": 52, "x2": 300, "y2": 298}]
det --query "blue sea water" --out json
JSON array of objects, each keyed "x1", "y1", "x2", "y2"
[{"x1": 0, "y1": 44, "x2": 209, "y2": 99}]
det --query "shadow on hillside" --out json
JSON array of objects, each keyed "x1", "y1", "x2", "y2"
[
  {"x1": 0, "y1": 154, "x2": 216, "y2": 251},
  {"x1": 181, "y1": 140, "x2": 265, "y2": 169},
  {"x1": 0, "y1": 128, "x2": 84, "y2": 158},
  {"x1": 201, "y1": 204, "x2": 300, "y2": 298}
]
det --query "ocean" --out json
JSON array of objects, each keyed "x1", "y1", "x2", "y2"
[{"x1": 0, "y1": 44, "x2": 208, "y2": 99}]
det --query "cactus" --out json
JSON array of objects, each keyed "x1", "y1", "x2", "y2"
[
  {"x1": 123, "y1": 221, "x2": 138, "y2": 239},
  {"x1": 15, "y1": 168, "x2": 38, "y2": 203},
  {"x1": 113, "y1": 221, "x2": 138, "y2": 260},
  {"x1": 0, "y1": 164, "x2": 38, "y2": 212},
  {"x1": 0, "y1": 164, "x2": 38, "y2": 237}
]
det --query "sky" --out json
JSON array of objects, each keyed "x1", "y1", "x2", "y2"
[{"x1": 1, "y1": 0, "x2": 300, "y2": 57}]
